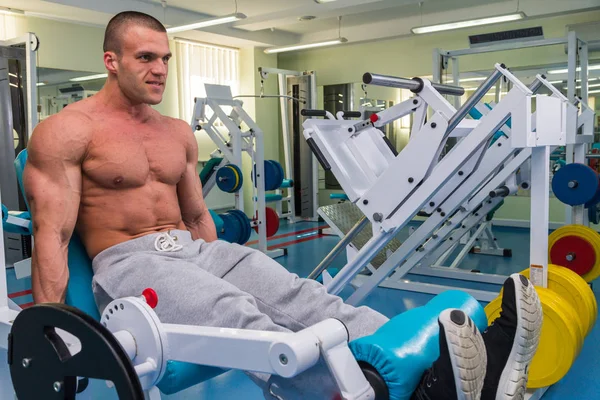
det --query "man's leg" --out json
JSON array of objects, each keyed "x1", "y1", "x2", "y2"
[
  {"x1": 91, "y1": 234, "x2": 360, "y2": 399},
  {"x1": 194, "y1": 240, "x2": 389, "y2": 340},
  {"x1": 194, "y1": 240, "x2": 490, "y2": 399}
]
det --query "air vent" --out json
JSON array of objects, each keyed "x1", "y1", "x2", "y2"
[{"x1": 469, "y1": 27, "x2": 544, "y2": 48}]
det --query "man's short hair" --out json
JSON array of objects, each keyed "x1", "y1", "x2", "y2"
[{"x1": 103, "y1": 11, "x2": 166, "y2": 54}]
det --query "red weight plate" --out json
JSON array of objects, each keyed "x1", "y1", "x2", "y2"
[
  {"x1": 550, "y1": 235, "x2": 595, "y2": 276},
  {"x1": 254, "y1": 207, "x2": 280, "y2": 237}
]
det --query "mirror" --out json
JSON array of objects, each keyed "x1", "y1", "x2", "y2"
[{"x1": 37, "y1": 67, "x2": 106, "y2": 120}]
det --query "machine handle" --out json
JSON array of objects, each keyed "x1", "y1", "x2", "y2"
[
  {"x1": 362, "y1": 73, "x2": 465, "y2": 96},
  {"x1": 301, "y1": 109, "x2": 361, "y2": 118},
  {"x1": 301, "y1": 109, "x2": 327, "y2": 117}
]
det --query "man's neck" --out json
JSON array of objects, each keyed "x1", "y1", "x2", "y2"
[{"x1": 97, "y1": 78, "x2": 151, "y2": 122}]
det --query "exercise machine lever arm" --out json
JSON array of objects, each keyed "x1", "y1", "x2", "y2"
[{"x1": 362, "y1": 73, "x2": 465, "y2": 97}]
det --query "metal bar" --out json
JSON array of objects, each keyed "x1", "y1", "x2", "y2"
[
  {"x1": 529, "y1": 146, "x2": 550, "y2": 288},
  {"x1": 307, "y1": 216, "x2": 368, "y2": 280},
  {"x1": 449, "y1": 222, "x2": 487, "y2": 269},
  {"x1": 445, "y1": 37, "x2": 568, "y2": 57},
  {"x1": 362, "y1": 73, "x2": 464, "y2": 96},
  {"x1": 309, "y1": 73, "x2": 320, "y2": 221},
  {"x1": 451, "y1": 57, "x2": 461, "y2": 110},
  {"x1": 278, "y1": 73, "x2": 296, "y2": 222},
  {"x1": 258, "y1": 66, "x2": 303, "y2": 78},
  {"x1": 233, "y1": 94, "x2": 300, "y2": 102},
  {"x1": 410, "y1": 265, "x2": 508, "y2": 285},
  {"x1": 25, "y1": 33, "x2": 38, "y2": 138},
  {"x1": 446, "y1": 67, "x2": 504, "y2": 136},
  {"x1": 351, "y1": 274, "x2": 499, "y2": 302}
]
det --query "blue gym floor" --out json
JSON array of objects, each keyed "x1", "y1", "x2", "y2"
[{"x1": 6, "y1": 220, "x2": 600, "y2": 399}]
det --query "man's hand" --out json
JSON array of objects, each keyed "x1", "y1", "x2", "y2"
[
  {"x1": 176, "y1": 119, "x2": 218, "y2": 242},
  {"x1": 23, "y1": 111, "x2": 91, "y2": 303}
]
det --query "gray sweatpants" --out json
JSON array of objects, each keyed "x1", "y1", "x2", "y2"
[{"x1": 92, "y1": 230, "x2": 388, "y2": 399}]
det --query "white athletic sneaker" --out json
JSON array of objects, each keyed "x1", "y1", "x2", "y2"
[
  {"x1": 481, "y1": 274, "x2": 543, "y2": 400},
  {"x1": 411, "y1": 309, "x2": 487, "y2": 400}
]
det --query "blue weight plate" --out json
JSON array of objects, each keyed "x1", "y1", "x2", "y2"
[
  {"x1": 585, "y1": 179, "x2": 600, "y2": 208},
  {"x1": 229, "y1": 209, "x2": 251, "y2": 244},
  {"x1": 552, "y1": 163, "x2": 599, "y2": 206},
  {"x1": 264, "y1": 160, "x2": 278, "y2": 191},
  {"x1": 216, "y1": 165, "x2": 243, "y2": 193},
  {"x1": 255, "y1": 161, "x2": 278, "y2": 191},
  {"x1": 220, "y1": 213, "x2": 241, "y2": 244},
  {"x1": 272, "y1": 160, "x2": 285, "y2": 189}
]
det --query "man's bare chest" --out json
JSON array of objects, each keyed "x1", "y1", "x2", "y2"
[{"x1": 82, "y1": 125, "x2": 187, "y2": 189}]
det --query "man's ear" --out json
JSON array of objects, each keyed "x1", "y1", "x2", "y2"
[{"x1": 103, "y1": 51, "x2": 118, "y2": 74}]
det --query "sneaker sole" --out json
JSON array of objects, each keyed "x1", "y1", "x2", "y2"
[
  {"x1": 440, "y1": 309, "x2": 487, "y2": 400},
  {"x1": 495, "y1": 274, "x2": 543, "y2": 400}
]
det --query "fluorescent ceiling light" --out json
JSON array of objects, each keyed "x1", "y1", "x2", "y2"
[
  {"x1": 446, "y1": 77, "x2": 487, "y2": 84},
  {"x1": 411, "y1": 12, "x2": 525, "y2": 34},
  {"x1": 314, "y1": 0, "x2": 338, "y2": 3},
  {"x1": 36, "y1": 82, "x2": 45, "y2": 86},
  {"x1": 264, "y1": 37, "x2": 347, "y2": 54},
  {"x1": 589, "y1": 89, "x2": 600, "y2": 94},
  {"x1": 548, "y1": 65, "x2": 600, "y2": 74},
  {"x1": 166, "y1": 13, "x2": 246, "y2": 34},
  {"x1": 460, "y1": 77, "x2": 487, "y2": 82},
  {"x1": 0, "y1": 7, "x2": 24, "y2": 16},
  {"x1": 69, "y1": 73, "x2": 108, "y2": 82},
  {"x1": 576, "y1": 83, "x2": 600, "y2": 89}
]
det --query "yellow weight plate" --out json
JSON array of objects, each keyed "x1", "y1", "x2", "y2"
[
  {"x1": 485, "y1": 288, "x2": 577, "y2": 389},
  {"x1": 549, "y1": 264, "x2": 597, "y2": 336},
  {"x1": 548, "y1": 224, "x2": 600, "y2": 282},
  {"x1": 520, "y1": 265, "x2": 593, "y2": 337}
]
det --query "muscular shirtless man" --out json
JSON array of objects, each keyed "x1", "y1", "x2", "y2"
[{"x1": 23, "y1": 11, "x2": 541, "y2": 400}]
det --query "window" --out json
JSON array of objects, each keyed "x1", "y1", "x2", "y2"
[{"x1": 175, "y1": 39, "x2": 240, "y2": 123}]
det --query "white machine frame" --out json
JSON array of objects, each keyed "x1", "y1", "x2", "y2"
[
  {"x1": 434, "y1": 31, "x2": 592, "y2": 227},
  {"x1": 259, "y1": 67, "x2": 321, "y2": 222},
  {"x1": 305, "y1": 67, "x2": 570, "y2": 398},
  {"x1": 192, "y1": 84, "x2": 284, "y2": 259}
]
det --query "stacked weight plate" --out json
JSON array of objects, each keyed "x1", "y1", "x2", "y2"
[
  {"x1": 253, "y1": 160, "x2": 285, "y2": 191},
  {"x1": 216, "y1": 164, "x2": 244, "y2": 193},
  {"x1": 548, "y1": 224, "x2": 600, "y2": 282},
  {"x1": 218, "y1": 209, "x2": 252, "y2": 245},
  {"x1": 485, "y1": 265, "x2": 597, "y2": 388}
]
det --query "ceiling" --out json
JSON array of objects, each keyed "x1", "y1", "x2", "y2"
[{"x1": 3, "y1": 0, "x2": 600, "y2": 49}]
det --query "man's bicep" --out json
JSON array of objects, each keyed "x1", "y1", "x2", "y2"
[
  {"x1": 24, "y1": 162, "x2": 81, "y2": 238},
  {"x1": 177, "y1": 127, "x2": 207, "y2": 213},
  {"x1": 24, "y1": 119, "x2": 84, "y2": 239}
]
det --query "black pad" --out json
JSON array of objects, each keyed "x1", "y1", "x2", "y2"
[
  {"x1": 9, "y1": 303, "x2": 144, "y2": 400},
  {"x1": 359, "y1": 361, "x2": 390, "y2": 399}
]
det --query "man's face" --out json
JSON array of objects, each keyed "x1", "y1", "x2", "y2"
[{"x1": 113, "y1": 25, "x2": 171, "y2": 105}]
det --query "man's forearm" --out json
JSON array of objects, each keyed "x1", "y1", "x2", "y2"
[
  {"x1": 31, "y1": 232, "x2": 69, "y2": 304},
  {"x1": 185, "y1": 208, "x2": 218, "y2": 242}
]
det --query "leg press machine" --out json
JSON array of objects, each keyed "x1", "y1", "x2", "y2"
[{"x1": 304, "y1": 64, "x2": 573, "y2": 307}]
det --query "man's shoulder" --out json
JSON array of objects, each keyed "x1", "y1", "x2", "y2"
[
  {"x1": 36, "y1": 107, "x2": 94, "y2": 137},
  {"x1": 29, "y1": 108, "x2": 93, "y2": 160},
  {"x1": 159, "y1": 113, "x2": 190, "y2": 131},
  {"x1": 156, "y1": 113, "x2": 193, "y2": 141}
]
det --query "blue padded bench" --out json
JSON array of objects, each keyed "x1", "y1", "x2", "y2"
[{"x1": 14, "y1": 149, "x2": 227, "y2": 395}]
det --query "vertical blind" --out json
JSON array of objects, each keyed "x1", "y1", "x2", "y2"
[
  {"x1": 175, "y1": 39, "x2": 240, "y2": 123},
  {"x1": 0, "y1": 14, "x2": 19, "y2": 40}
]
